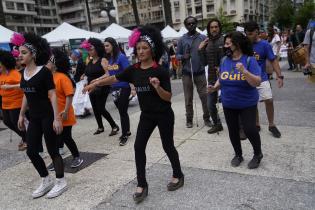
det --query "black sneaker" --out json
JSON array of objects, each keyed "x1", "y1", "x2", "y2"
[
  {"x1": 186, "y1": 121, "x2": 193, "y2": 128},
  {"x1": 167, "y1": 176, "x2": 184, "y2": 191},
  {"x1": 248, "y1": 154, "x2": 263, "y2": 169},
  {"x1": 70, "y1": 157, "x2": 83, "y2": 168},
  {"x1": 269, "y1": 126, "x2": 281, "y2": 138},
  {"x1": 207, "y1": 124, "x2": 223, "y2": 134},
  {"x1": 47, "y1": 162, "x2": 54, "y2": 171},
  {"x1": 204, "y1": 120, "x2": 213, "y2": 127},
  {"x1": 231, "y1": 156, "x2": 244, "y2": 167},
  {"x1": 119, "y1": 135, "x2": 129, "y2": 146},
  {"x1": 109, "y1": 126, "x2": 120, "y2": 136}
]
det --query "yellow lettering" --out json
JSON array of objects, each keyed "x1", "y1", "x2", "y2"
[
  {"x1": 241, "y1": 75, "x2": 246, "y2": 80},
  {"x1": 221, "y1": 72, "x2": 229, "y2": 80},
  {"x1": 229, "y1": 74, "x2": 237, "y2": 80}
]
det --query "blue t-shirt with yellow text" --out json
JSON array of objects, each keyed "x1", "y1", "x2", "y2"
[
  {"x1": 219, "y1": 55, "x2": 261, "y2": 109},
  {"x1": 253, "y1": 40, "x2": 275, "y2": 81},
  {"x1": 108, "y1": 53, "x2": 130, "y2": 88}
]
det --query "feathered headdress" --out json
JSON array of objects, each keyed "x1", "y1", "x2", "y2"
[
  {"x1": 80, "y1": 40, "x2": 92, "y2": 50},
  {"x1": 10, "y1": 33, "x2": 25, "y2": 46},
  {"x1": 128, "y1": 29, "x2": 141, "y2": 48}
]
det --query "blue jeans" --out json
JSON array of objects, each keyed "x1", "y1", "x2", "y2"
[{"x1": 207, "y1": 91, "x2": 221, "y2": 125}]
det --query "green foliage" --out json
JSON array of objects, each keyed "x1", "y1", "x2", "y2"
[
  {"x1": 216, "y1": 6, "x2": 234, "y2": 33},
  {"x1": 271, "y1": 0, "x2": 294, "y2": 29},
  {"x1": 294, "y1": 1, "x2": 315, "y2": 29}
]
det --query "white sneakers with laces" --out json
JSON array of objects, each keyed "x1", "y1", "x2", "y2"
[
  {"x1": 32, "y1": 176, "x2": 68, "y2": 199},
  {"x1": 32, "y1": 175, "x2": 54, "y2": 198}
]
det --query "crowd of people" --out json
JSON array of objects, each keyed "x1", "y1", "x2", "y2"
[{"x1": 0, "y1": 15, "x2": 314, "y2": 203}]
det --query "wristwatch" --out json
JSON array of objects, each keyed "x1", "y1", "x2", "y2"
[{"x1": 277, "y1": 75, "x2": 284, "y2": 80}]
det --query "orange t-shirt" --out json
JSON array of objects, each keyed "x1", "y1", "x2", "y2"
[
  {"x1": 53, "y1": 72, "x2": 76, "y2": 126},
  {"x1": 0, "y1": 69, "x2": 24, "y2": 110}
]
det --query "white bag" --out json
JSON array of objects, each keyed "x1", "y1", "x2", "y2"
[{"x1": 73, "y1": 80, "x2": 92, "y2": 115}]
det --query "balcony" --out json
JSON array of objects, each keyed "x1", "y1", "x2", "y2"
[
  {"x1": 65, "y1": 16, "x2": 86, "y2": 24},
  {"x1": 4, "y1": 9, "x2": 37, "y2": 16},
  {"x1": 195, "y1": 0, "x2": 202, "y2": 6},
  {"x1": 58, "y1": 5, "x2": 84, "y2": 15},
  {"x1": 91, "y1": 17, "x2": 109, "y2": 25},
  {"x1": 230, "y1": 10, "x2": 237, "y2": 15},
  {"x1": 56, "y1": 0, "x2": 73, "y2": 3}
]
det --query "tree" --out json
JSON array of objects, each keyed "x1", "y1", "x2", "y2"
[
  {"x1": 216, "y1": 7, "x2": 234, "y2": 33},
  {"x1": 294, "y1": 1, "x2": 315, "y2": 29},
  {"x1": 271, "y1": 0, "x2": 294, "y2": 30}
]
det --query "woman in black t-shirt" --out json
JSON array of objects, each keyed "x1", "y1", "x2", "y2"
[
  {"x1": 80, "y1": 38, "x2": 119, "y2": 136},
  {"x1": 11, "y1": 32, "x2": 67, "y2": 199},
  {"x1": 83, "y1": 25, "x2": 184, "y2": 204}
]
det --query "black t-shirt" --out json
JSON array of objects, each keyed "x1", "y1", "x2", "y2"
[
  {"x1": 116, "y1": 64, "x2": 172, "y2": 113},
  {"x1": 85, "y1": 58, "x2": 105, "y2": 84},
  {"x1": 20, "y1": 66, "x2": 55, "y2": 118}
]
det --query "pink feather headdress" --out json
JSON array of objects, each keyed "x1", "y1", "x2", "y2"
[
  {"x1": 11, "y1": 49, "x2": 20, "y2": 58},
  {"x1": 128, "y1": 28, "x2": 141, "y2": 48},
  {"x1": 80, "y1": 40, "x2": 92, "y2": 50},
  {"x1": 10, "y1": 33, "x2": 25, "y2": 46}
]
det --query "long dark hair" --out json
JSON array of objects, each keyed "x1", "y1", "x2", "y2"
[
  {"x1": 0, "y1": 50, "x2": 16, "y2": 70},
  {"x1": 206, "y1": 18, "x2": 222, "y2": 38},
  {"x1": 88, "y1": 38, "x2": 105, "y2": 58},
  {"x1": 104, "y1": 37, "x2": 120, "y2": 61},
  {"x1": 51, "y1": 48, "x2": 75, "y2": 88},
  {"x1": 224, "y1": 31, "x2": 254, "y2": 56}
]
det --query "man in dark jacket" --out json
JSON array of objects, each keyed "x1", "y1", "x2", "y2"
[
  {"x1": 70, "y1": 49, "x2": 86, "y2": 83},
  {"x1": 199, "y1": 18, "x2": 224, "y2": 134},
  {"x1": 176, "y1": 16, "x2": 210, "y2": 128}
]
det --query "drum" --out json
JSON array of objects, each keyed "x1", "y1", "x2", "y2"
[{"x1": 292, "y1": 45, "x2": 307, "y2": 65}]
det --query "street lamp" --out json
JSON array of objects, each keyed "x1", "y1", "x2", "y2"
[{"x1": 100, "y1": 0, "x2": 117, "y2": 24}]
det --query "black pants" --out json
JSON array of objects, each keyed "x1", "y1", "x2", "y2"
[
  {"x1": 134, "y1": 109, "x2": 183, "y2": 187},
  {"x1": 207, "y1": 91, "x2": 221, "y2": 125},
  {"x1": 58, "y1": 126, "x2": 80, "y2": 158},
  {"x1": 26, "y1": 115, "x2": 64, "y2": 178},
  {"x1": 2, "y1": 108, "x2": 26, "y2": 142},
  {"x1": 89, "y1": 86, "x2": 117, "y2": 129},
  {"x1": 223, "y1": 105, "x2": 262, "y2": 156},
  {"x1": 113, "y1": 87, "x2": 131, "y2": 136}
]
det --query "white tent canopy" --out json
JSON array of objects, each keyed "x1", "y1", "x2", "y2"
[
  {"x1": 42, "y1": 22, "x2": 103, "y2": 45},
  {"x1": 161, "y1": 25, "x2": 180, "y2": 40},
  {"x1": 100, "y1": 23, "x2": 131, "y2": 42},
  {"x1": 0, "y1": 25, "x2": 15, "y2": 43}
]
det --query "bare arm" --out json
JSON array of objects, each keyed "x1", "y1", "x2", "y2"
[
  {"x1": 82, "y1": 75, "x2": 118, "y2": 93},
  {"x1": 19, "y1": 95, "x2": 28, "y2": 116},
  {"x1": 242, "y1": 70, "x2": 261, "y2": 87},
  {"x1": 0, "y1": 84, "x2": 21, "y2": 90},
  {"x1": 149, "y1": 77, "x2": 172, "y2": 102},
  {"x1": 270, "y1": 59, "x2": 284, "y2": 88},
  {"x1": 48, "y1": 89, "x2": 63, "y2": 135}
]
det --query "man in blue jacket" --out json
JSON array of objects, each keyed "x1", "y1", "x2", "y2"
[{"x1": 176, "y1": 16, "x2": 210, "y2": 128}]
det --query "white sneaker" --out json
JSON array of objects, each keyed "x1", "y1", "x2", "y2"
[
  {"x1": 46, "y1": 178, "x2": 67, "y2": 199},
  {"x1": 32, "y1": 176, "x2": 54, "y2": 198}
]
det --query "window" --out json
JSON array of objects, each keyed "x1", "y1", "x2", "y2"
[
  {"x1": 187, "y1": 8, "x2": 192, "y2": 16},
  {"x1": 5, "y1": 2, "x2": 14, "y2": 10},
  {"x1": 16, "y1": 3, "x2": 25, "y2": 11},
  {"x1": 206, "y1": 5, "x2": 214, "y2": 13},
  {"x1": 27, "y1": 4, "x2": 35, "y2": 11},
  {"x1": 17, "y1": 26, "x2": 25, "y2": 32},
  {"x1": 41, "y1": 9, "x2": 51, "y2": 16},
  {"x1": 174, "y1": 1, "x2": 179, "y2": 7},
  {"x1": 195, "y1": 6, "x2": 202, "y2": 14}
]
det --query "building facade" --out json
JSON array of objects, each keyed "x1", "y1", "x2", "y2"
[
  {"x1": 55, "y1": 0, "x2": 115, "y2": 32},
  {"x1": 2, "y1": 0, "x2": 59, "y2": 35},
  {"x1": 170, "y1": 0, "x2": 271, "y2": 30},
  {"x1": 116, "y1": 0, "x2": 165, "y2": 29}
]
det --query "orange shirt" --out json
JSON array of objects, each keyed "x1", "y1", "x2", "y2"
[
  {"x1": 0, "y1": 69, "x2": 24, "y2": 110},
  {"x1": 53, "y1": 72, "x2": 76, "y2": 126}
]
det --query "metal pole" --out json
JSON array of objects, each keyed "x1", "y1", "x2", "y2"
[
  {"x1": 85, "y1": 0, "x2": 92, "y2": 31},
  {"x1": 131, "y1": 0, "x2": 140, "y2": 26}
]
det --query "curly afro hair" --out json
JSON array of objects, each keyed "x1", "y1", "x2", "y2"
[
  {"x1": 51, "y1": 48, "x2": 75, "y2": 88},
  {"x1": 135, "y1": 24, "x2": 165, "y2": 62},
  {"x1": 0, "y1": 49, "x2": 16, "y2": 70},
  {"x1": 88, "y1": 38, "x2": 105, "y2": 58},
  {"x1": 23, "y1": 32, "x2": 51, "y2": 66}
]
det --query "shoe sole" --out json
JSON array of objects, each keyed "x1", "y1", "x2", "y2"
[
  {"x1": 70, "y1": 159, "x2": 84, "y2": 168},
  {"x1": 46, "y1": 186, "x2": 68, "y2": 199},
  {"x1": 32, "y1": 183, "x2": 54, "y2": 199}
]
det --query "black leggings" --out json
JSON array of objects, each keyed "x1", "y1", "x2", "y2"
[
  {"x1": 223, "y1": 105, "x2": 262, "y2": 156},
  {"x1": 89, "y1": 86, "x2": 117, "y2": 129},
  {"x1": 26, "y1": 116, "x2": 64, "y2": 178},
  {"x1": 2, "y1": 108, "x2": 26, "y2": 142},
  {"x1": 134, "y1": 109, "x2": 183, "y2": 188},
  {"x1": 58, "y1": 126, "x2": 80, "y2": 158},
  {"x1": 113, "y1": 87, "x2": 131, "y2": 136}
]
